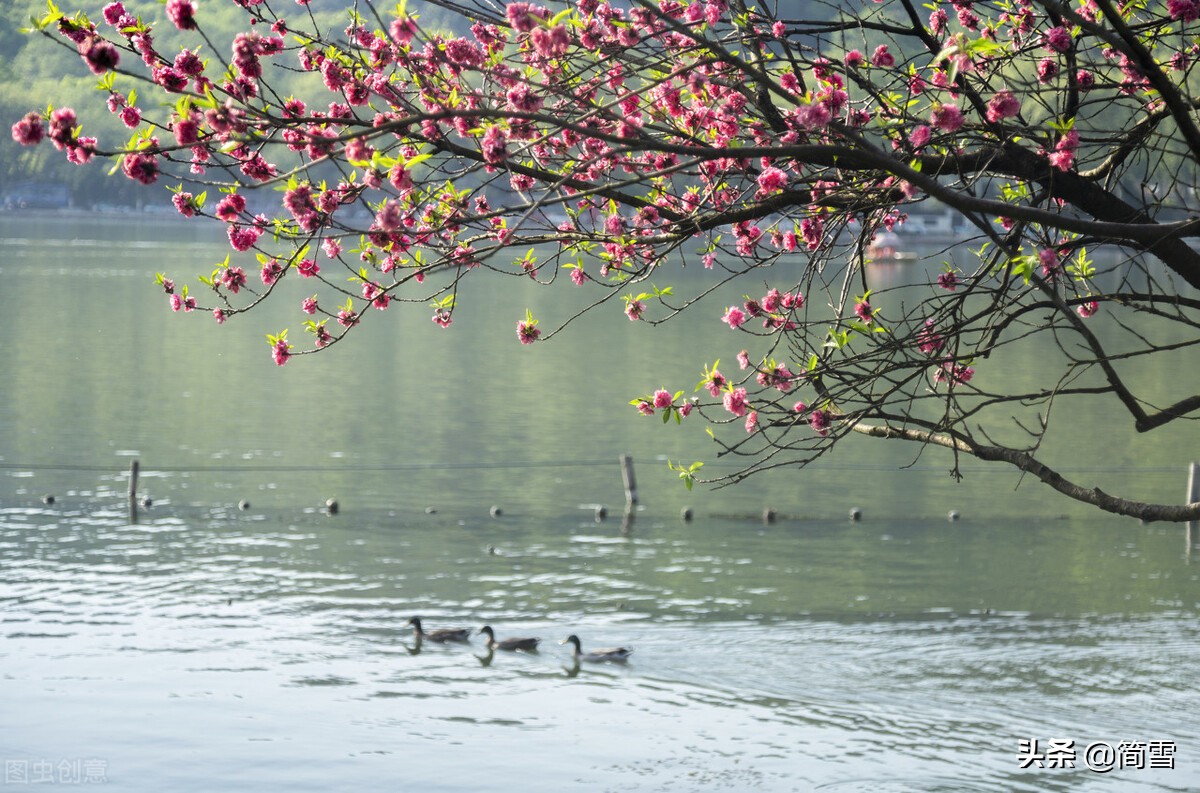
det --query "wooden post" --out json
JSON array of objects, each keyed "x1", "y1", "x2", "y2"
[
  {"x1": 620, "y1": 454, "x2": 637, "y2": 507},
  {"x1": 127, "y1": 459, "x2": 140, "y2": 525},
  {"x1": 1187, "y1": 462, "x2": 1199, "y2": 553}
]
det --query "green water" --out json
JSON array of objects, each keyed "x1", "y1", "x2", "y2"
[{"x1": 0, "y1": 214, "x2": 1197, "y2": 791}]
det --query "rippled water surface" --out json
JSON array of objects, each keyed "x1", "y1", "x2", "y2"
[{"x1": 2, "y1": 216, "x2": 1199, "y2": 790}]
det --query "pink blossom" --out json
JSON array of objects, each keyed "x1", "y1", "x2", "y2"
[
  {"x1": 103, "y1": 3, "x2": 126, "y2": 25},
  {"x1": 636, "y1": 400, "x2": 655, "y2": 416},
  {"x1": 781, "y1": 291, "x2": 804, "y2": 310},
  {"x1": 723, "y1": 387, "x2": 749, "y2": 417},
  {"x1": 757, "y1": 363, "x2": 796, "y2": 392},
  {"x1": 937, "y1": 272, "x2": 958, "y2": 291},
  {"x1": 122, "y1": 152, "x2": 158, "y2": 185},
  {"x1": 228, "y1": 224, "x2": 262, "y2": 252},
  {"x1": 1169, "y1": 0, "x2": 1200, "y2": 21},
  {"x1": 1036, "y1": 57, "x2": 1059, "y2": 83},
  {"x1": 571, "y1": 267, "x2": 586, "y2": 286},
  {"x1": 80, "y1": 36, "x2": 120, "y2": 75},
  {"x1": 221, "y1": 266, "x2": 247, "y2": 294},
  {"x1": 793, "y1": 400, "x2": 807, "y2": 413},
  {"x1": 444, "y1": 38, "x2": 485, "y2": 68},
  {"x1": 1077, "y1": 300, "x2": 1100, "y2": 318},
  {"x1": 796, "y1": 101, "x2": 831, "y2": 130},
  {"x1": 1048, "y1": 150, "x2": 1074, "y2": 172},
  {"x1": 48, "y1": 107, "x2": 77, "y2": 151},
  {"x1": 737, "y1": 349, "x2": 751, "y2": 370},
  {"x1": 679, "y1": 401, "x2": 694, "y2": 418},
  {"x1": 389, "y1": 16, "x2": 417, "y2": 45},
  {"x1": 530, "y1": 25, "x2": 571, "y2": 58},
  {"x1": 745, "y1": 411, "x2": 758, "y2": 433},
  {"x1": 1038, "y1": 248, "x2": 1061, "y2": 278},
  {"x1": 171, "y1": 192, "x2": 195, "y2": 217},
  {"x1": 173, "y1": 116, "x2": 200, "y2": 146},
  {"x1": 517, "y1": 319, "x2": 541, "y2": 344},
  {"x1": 169, "y1": 294, "x2": 183, "y2": 312},
  {"x1": 930, "y1": 104, "x2": 964, "y2": 133},
  {"x1": 165, "y1": 0, "x2": 197, "y2": 30},
  {"x1": 213, "y1": 308, "x2": 226, "y2": 325},
  {"x1": 302, "y1": 297, "x2": 319, "y2": 315},
  {"x1": 433, "y1": 309, "x2": 453, "y2": 328},
  {"x1": 809, "y1": 409, "x2": 831, "y2": 436},
  {"x1": 933, "y1": 362, "x2": 974, "y2": 385},
  {"x1": 653, "y1": 389, "x2": 673, "y2": 409},
  {"x1": 761, "y1": 288, "x2": 782, "y2": 313},
  {"x1": 854, "y1": 299, "x2": 874, "y2": 323},
  {"x1": 1076, "y1": 69, "x2": 1095, "y2": 90},
  {"x1": 1044, "y1": 26, "x2": 1072, "y2": 53},
  {"x1": 272, "y1": 337, "x2": 291, "y2": 366},
  {"x1": 844, "y1": 50, "x2": 865, "y2": 68},
  {"x1": 260, "y1": 259, "x2": 284, "y2": 285},
  {"x1": 722, "y1": 306, "x2": 747, "y2": 329},
  {"x1": 909, "y1": 125, "x2": 932, "y2": 148},
  {"x1": 215, "y1": 194, "x2": 246, "y2": 222},
  {"x1": 705, "y1": 369, "x2": 727, "y2": 397},
  {"x1": 985, "y1": 91, "x2": 1021, "y2": 122},
  {"x1": 800, "y1": 216, "x2": 824, "y2": 250},
  {"x1": 481, "y1": 125, "x2": 508, "y2": 164},
  {"x1": 119, "y1": 106, "x2": 141, "y2": 128},
  {"x1": 929, "y1": 8, "x2": 949, "y2": 35},
  {"x1": 506, "y1": 2, "x2": 548, "y2": 33},
  {"x1": 375, "y1": 199, "x2": 404, "y2": 232},
  {"x1": 871, "y1": 45, "x2": 895, "y2": 67},
  {"x1": 625, "y1": 299, "x2": 645, "y2": 321},
  {"x1": 756, "y1": 166, "x2": 788, "y2": 196},
  {"x1": 297, "y1": 258, "x2": 320, "y2": 278},
  {"x1": 11, "y1": 112, "x2": 45, "y2": 146},
  {"x1": 918, "y1": 319, "x2": 943, "y2": 355}
]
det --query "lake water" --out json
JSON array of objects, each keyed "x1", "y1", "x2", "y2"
[{"x1": 1, "y1": 214, "x2": 1198, "y2": 791}]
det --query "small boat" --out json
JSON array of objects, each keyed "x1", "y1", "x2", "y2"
[{"x1": 866, "y1": 231, "x2": 917, "y2": 262}]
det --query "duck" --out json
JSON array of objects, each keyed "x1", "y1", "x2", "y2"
[
  {"x1": 478, "y1": 625, "x2": 541, "y2": 652},
  {"x1": 561, "y1": 634, "x2": 633, "y2": 663},
  {"x1": 406, "y1": 616, "x2": 471, "y2": 643}
]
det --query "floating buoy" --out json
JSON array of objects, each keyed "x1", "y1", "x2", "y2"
[
  {"x1": 849, "y1": 507, "x2": 863, "y2": 521},
  {"x1": 594, "y1": 505, "x2": 608, "y2": 522},
  {"x1": 326, "y1": 499, "x2": 339, "y2": 515},
  {"x1": 680, "y1": 506, "x2": 693, "y2": 522},
  {"x1": 41, "y1": 494, "x2": 55, "y2": 505},
  {"x1": 489, "y1": 505, "x2": 503, "y2": 518},
  {"x1": 762, "y1": 507, "x2": 776, "y2": 524},
  {"x1": 947, "y1": 510, "x2": 960, "y2": 522},
  {"x1": 238, "y1": 499, "x2": 251, "y2": 511}
]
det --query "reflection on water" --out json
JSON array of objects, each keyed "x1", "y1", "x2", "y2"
[
  {"x1": 2, "y1": 494, "x2": 1198, "y2": 791},
  {"x1": 2, "y1": 217, "x2": 1199, "y2": 790}
]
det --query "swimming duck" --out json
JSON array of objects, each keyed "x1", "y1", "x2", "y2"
[
  {"x1": 478, "y1": 625, "x2": 540, "y2": 652},
  {"x1": 406, "y1": 616, "x2": 471, "y2": 643},
  {"x1": 561, "y1": 634, "x2": 633, "y2": 663}
]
